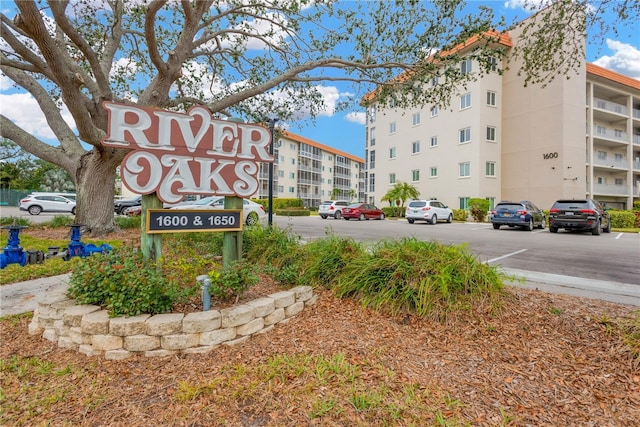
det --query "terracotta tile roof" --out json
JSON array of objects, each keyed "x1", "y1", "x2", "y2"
[
  {"x1": 280, "y1": 130, "x2": 364, "y2": 163},
  {"x1": 362, "y1": 30, "x2": 512, "y2": 103},
  {"x1": 586, "y1": 63, "x2": 640, "y2": 90}
]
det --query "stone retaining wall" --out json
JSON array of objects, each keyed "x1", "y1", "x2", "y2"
[{"x1": 29, "y1": 286, "x2": 316, "y2": 360}]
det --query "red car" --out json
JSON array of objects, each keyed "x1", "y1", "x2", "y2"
[{"x1": 342, "y1": 203, "x2": 385, "y2": 221}]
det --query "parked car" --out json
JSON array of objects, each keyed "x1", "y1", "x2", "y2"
[
  {"x1": 405, "y1": 200, "x2": 453, "y2": 224},
  {"x1": 318, "y1": 200, "x2": 349, "y2": 219},
  {"x1": 491, "y1": 200, "x2": 546, "y2": 231},
  {"x1": 124, "y1": 205, "x2": 141, "y2": 216},
  {"x1": 170, "y1": 196, "x2": 266, "y2": 225},
  {"x1": 114, "y1": 195, "x2": 142, "y2": 215},
  {"x1": 548, "y1": 199, "x2": 611, "y2": 235},
  {"x1": 19, "y1": 193, "x2": 76, "y2": 216},
  {"x1": 342, "y1": 203, "x2": 385, "y2": 221}
]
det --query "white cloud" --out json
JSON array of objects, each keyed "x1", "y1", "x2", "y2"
[
  {"x1": 345, "y1": 112, "x2": 366, "y2": 125},
  {"x1": 0, "y1": 92, "x2": 75, "y2": 142},
  {"x1": 593, "y1": 39, "x2": 640, "y2": 80},
  {"x1": 504, "y1": 0, "x2": 551, "y2": 11}
]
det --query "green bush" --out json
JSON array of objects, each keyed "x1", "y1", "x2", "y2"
[
  {"x1": 633, "y1": 201, "x2": 640, "y2": 211},
  {"x1": 452, "y1": 209, "x2": 468, "y2": 222},
  {"x1": 115, "y1": 215, "x2": 141, "y2": 229},
  {"x1": 252, "y1": 198, "x2": 304, "y2": 210},
  {"x1": 298, "y1": 234, "x2": 365, "y2": 287},
  {"x1": 242, "y1": 225, "x2": 301, "y2": 269},
  {"x1": 468, "y1": 198, "x2": 490, "y2": 222},
  {"x1": 332, "y1": 238, "x2": 506, "y2": 318},
  {"x1": 609, "y1": 210, "x2": 636, "y2": 228},
  {"x1": 382, "y1": 206, "x2": 403, "y2": 218},
  {"x1": 67, "y1": 246, "x2": 195, "y2": 317},
  {"x1": 275, "y1": 208, "x2": 310, "y2": 216},
  {"x1": 207, "y1": 261, "x2": 259, "y2": 303}
]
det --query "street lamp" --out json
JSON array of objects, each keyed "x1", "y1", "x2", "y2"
[{"x1": 268, "y1": 118, "x2": 279, "y2": 226}]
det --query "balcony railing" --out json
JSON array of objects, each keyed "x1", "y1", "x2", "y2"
[
  {"x1": 592, "y1": 158, "x2": 629, "y2": 169},
  {"x1": 593, "y1": 183, "x2": 629, "y2": 195},
  {"x1": 593, "y1": 97, "x2": 628, "y2": 115},
  {"x1": 634, "y1": 160, "x2": 640, "y2": 170},
  {"x1": 634, "y1": 134, "x2": 640, "y2": 145},
  {"x1": 634, "y1": 109, "x2": 640, "y2": 119},
  {"x1": 593, "y1": 126, "x2": 628, "y2": 142}
]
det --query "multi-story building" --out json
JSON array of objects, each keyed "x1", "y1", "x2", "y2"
[
  {"x1": 364, "y1": 16, "x2": 640, "y2": 211},
  {"x1": 254, "y1": 131, "x2": 365, "y2": 208}
]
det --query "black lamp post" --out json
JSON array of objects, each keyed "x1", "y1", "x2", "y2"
[{"x1": 268, "y1": 118, "x2": 279, "y2": 226}]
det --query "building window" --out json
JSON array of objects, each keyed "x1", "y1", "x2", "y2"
[
  {"x1": 615, "y1": 178, "x2": 624, "y2": 185},
  {"x1": 597, "y1": 151, "x2": 607, "y2": 160},
  {"x1": 615, "y1": 129, "x2": 623, "y2": 138},
  {"x1": 290, "y1": 143, "x2": 296, "y2": 150},
  {"x1": 460, "y1": 93, "x2": 472, "y2": 110},
  {"x1": 430, "y1": 136, "x2": 438, "y2": 147},
  {"x1": 431, "y1": 106, "x2": 438, "y2": 117},
  {"x1": 431, "y1": 76, "x2": 439, "y2": 86},
  {"x1": 597, "y1": 177, "x2": 605, "y2": 184},
  {"x1": 278, "y1": 170, "x2": 284, "y2": 177},
  {"x1": 459, "y1": 162, "x2": 470, "y2": 177},
  {"x1": 368, "y1": 105, "x2": 376, "y2": 123},
  {"x1": 289, "y1": 186, "x2": 295, "y2": 193},
  {"x1": 487, "y1": 90, "x2": 496, "y2": 106},
  {"x1": 488, "y1": 57, "x2": 497, "y2": 72},
  {"x1": 412, "y1": 169, "x2": 420, "y2": 182},
  {"x1": 459, "y1": 197, "x2": 470, "y2": 210},
  {"x1": 430, "y1": 167, "x2": 437, "y2": 177},
  {"x1": 459, "y1": 128, "x2": 471, "y2": 144},
  {"x1": 289, "y1": 172, "x2": 295, "y2": 179},
  {"x1": 412, "y1": 141, "x2": 420, "y2": 154},
  {"x1": 485, "y1": 161, "x2": 496, "y2": 176},
  {"x1": 614, "y1": 153, "x2": 623, "y2": 162},
  {"x1": 389, "y1": 173, "x2": 396, "y2": 184},
  {"x1": 389, "y1": 122, "x2": 397, "y2": 134},
  {"x1": 278, "y1": 185, "x2": 284, "y2": 192},
  {"x1": 369, "y1": 173, "x2": 375, "y2": 192},
  {"x1": 412, "y1": 112, "x2": 421, "y2": 126},
  {"x1": 369, "y1": 150, "x2": 375, "y2": 169},
  {"x1": 369, "y1": 128, "x2": 375, "y2": 146},
  {"x1": 461, "y1": 59, "x2": 472, "y2": 75},
  {"x1": 389, "y1": 147, "x2": 396, "y2": 159},
  {"x1": 486, "y1": 126, "x2": 496, "y2": 142}
]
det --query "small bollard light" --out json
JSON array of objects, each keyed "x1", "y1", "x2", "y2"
[{"x1": 196, "y1": 274, "x2": 212, "y2": 311}]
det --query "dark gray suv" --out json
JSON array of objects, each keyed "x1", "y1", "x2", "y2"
[{"x1": 548, "y1": 199, "x2": 611, "y2": 235}]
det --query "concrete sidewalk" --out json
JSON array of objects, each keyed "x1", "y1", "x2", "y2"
[{"x1": 0, "y1": 273, "x2": 71, "y2": 317}]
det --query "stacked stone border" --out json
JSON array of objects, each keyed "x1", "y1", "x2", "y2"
[{"x1": 29, "y1": 286, "x2": 316, "y2": 360}]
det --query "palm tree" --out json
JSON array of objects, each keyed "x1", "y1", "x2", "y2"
[{"x1": 382, "y1": 182, "x2": 420, "y2": 217}]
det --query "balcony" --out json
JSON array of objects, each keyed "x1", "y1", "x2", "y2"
[
  {"x1": 634, "y1": 160, "x2": 640, "y2": 170},
  {"x1": 634, "y1": 109, "x2": 640, "y2": 119},
  {"x1": 634, "y1": 134, "x2": 640, "y2": 145},
  {"x1": 593, "y1": 183, "x2": 629, "y2": 196},
  {"x1": 593, "y1": 97, "x2": 627, "y2": 115},
  {"x1": 592, "y1": 157, "x2": 629, "y2": 169},
  {"x1": 592, "y1": 125, "x2": 629, "y2": 147}
]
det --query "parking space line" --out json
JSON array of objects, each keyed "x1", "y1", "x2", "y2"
[
  {"x1": 615, "y1": 233, "x2": 623, "y2": 240},
  {"x1": 486, "y1": 249, "x2": 527, "y2": 264}
]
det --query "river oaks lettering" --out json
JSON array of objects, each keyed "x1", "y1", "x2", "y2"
[{"x1": 101, "y1": 102, "x2": 274, "y2": 204}]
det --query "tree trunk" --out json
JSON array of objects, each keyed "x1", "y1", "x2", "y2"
[{"x1": 74, "y1": 150, "x2": 120, "y2": 237}]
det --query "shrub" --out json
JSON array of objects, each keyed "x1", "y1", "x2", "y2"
[
  {"x1": 115, "y1": 215, "x2": 141, "y2": 229},
  {"x1": 275, "y1": 208, "x2": 310, "y2": 216},
  {"x1": 609, "y1": 210, "x2": 636, "y2": 228},
  {"x1": 67, "y1": 246, "x2": 194, "y2": 317},
  {"x1": 468, "y1": 199, "x2": 490, "y2": 222},
  {"x1": 207, "y1": 261, "x2": 259, "y2": 303},
  {"x1": 332, "y1": 238, "x2": 506, "y2": 318},
  {"x1": 633, "y1": 201, "x2": 640, "y2": 211},
  {"x1": 452, "y1": 209, "x2": 468, "y2": 222},
  {"x1": 298, "y1": 234, "x2": 365, "y2": 287},
  {"x1": 243, "y1": 225, "x2": 301, "y2": 267},
  {"x1": 382, "y1": 206, "x2": 402, "y2": 218}
]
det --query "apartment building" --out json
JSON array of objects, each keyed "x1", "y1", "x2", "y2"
[
  {"x1": 253, "y1": 131, "x2": 365, "y2": 208},
  {"x1": 364, "y1": 16, "x2": 640, "y2": 211}
]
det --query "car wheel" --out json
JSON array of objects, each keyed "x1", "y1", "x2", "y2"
[
  {"x1": 592, "y1": 220, "x2": 601, "y2": 236},
  {"x1": 71, "y1": 207, "x2": 76, "y2": 215},
  {"x1": 407, "y1": 219, "x2": 415, "y2": 224},
  {"x1": 550, "y1": 226, "x2": 558, "y2": 233},
  {"x1": 539, "y1": 217, "x2": 546, "y2": 230},
  {"x1": 246, "y1": 211, "x2": 259, "y2": 226},
  {"x1": 493, "y1": 223, "x2": 500, "y2": 230},
  {"x1": 320, "y1": 215, "x2": 327, "y2": 219},
  {"x1": 334, "y1": 211, "x2": 342, "y2": 219},
  {"x1": 603, "y1": 219, "x2": 611, "y2": 233},
  {"x1": 344, "y1": 217, "x2": 350, "y2": 220},
  {"x1": 28, "y1": 205, "x2": 42, "y2": 215},
  {"x1": 447, "y1": 213, "x2": 453, "y2": 223},
  {"x1": 379, "y1": 213, "x2": 385, "y2": 220},
  {"x1": 358, "y1": 213, "x2": 365, "y2": 221},
  {"x1": 526, "y1": 218, "x2": 534, "y2": 231},
  {"x1": 430, "y1": 214, "x2": 437, "y2": 225}
]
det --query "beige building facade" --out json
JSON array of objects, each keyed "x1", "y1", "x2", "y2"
[
  {"x1": 253, "y1": 131, "x2": 365, "y2": 208},
  {"x1": 365, "y1": 23, "x2": 640, "y2": 211}
]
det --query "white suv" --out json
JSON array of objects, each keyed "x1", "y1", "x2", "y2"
[
  {"x1": 318, "y1": 200, "x2": 349, "y2": 219},
  {"x1": 405, "y1": 200, "x2": 453, "y2": 224},
  {"x1": 19, "y1": 193, "x2": 77, "y2": 215}
]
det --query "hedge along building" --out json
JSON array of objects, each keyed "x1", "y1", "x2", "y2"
[{"x1": 363, "y1": 7, "x2": 640, "y2": 211}]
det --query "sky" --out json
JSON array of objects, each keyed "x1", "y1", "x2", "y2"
[{"x1": 1, "y1": 0, "x2": 639, "y2": 162}]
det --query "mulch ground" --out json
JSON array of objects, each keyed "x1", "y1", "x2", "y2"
[{"x1": 1, "y1": 228, "x2": 638, "y2": 425}]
